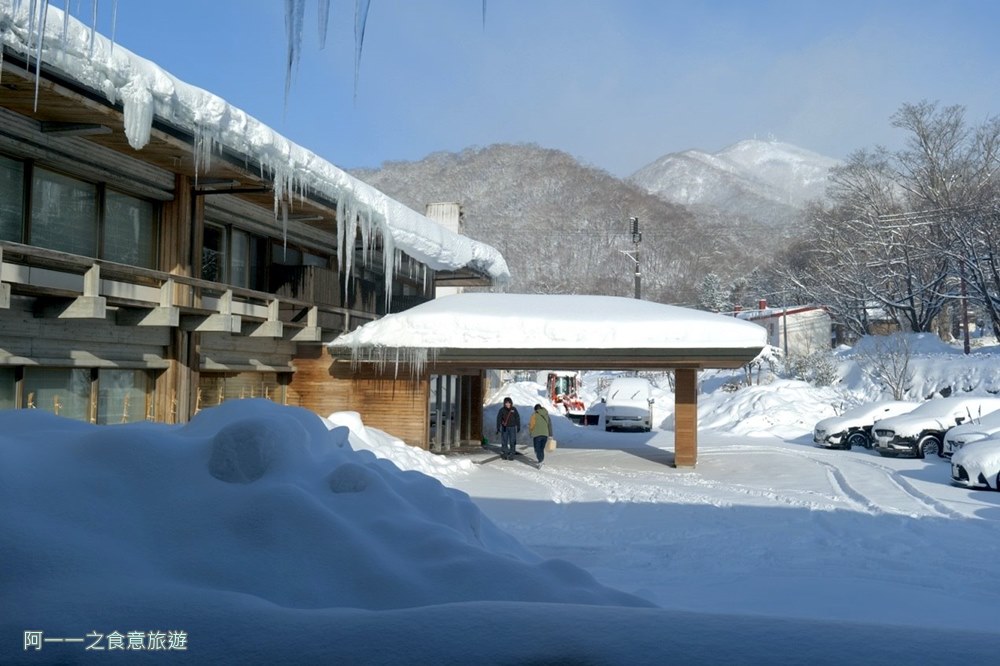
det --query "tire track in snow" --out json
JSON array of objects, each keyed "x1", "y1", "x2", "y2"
[{"x1": 702, "y1": 443, "x2": 959, "y2": 518}]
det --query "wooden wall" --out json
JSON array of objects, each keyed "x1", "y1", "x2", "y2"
[
  {"x1": 0, "y1": 297, "x2": 170, "y2": 368},
  {"x1": 287, "y1": 347, "x2": 430, "y2": 448},
  {"x1": 674, "y1": 368, "x2": 698, "y2": 467}
]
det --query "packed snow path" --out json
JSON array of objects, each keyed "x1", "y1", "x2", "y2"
[{"x1": 450, "y1": 429, "x2": 1000, "y2": 633}]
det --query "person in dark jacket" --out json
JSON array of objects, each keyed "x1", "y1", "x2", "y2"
[
  {"x1": 495, "y1": 397, "x2": 521, "y2": 460},
  {"x1": 528, "y1": 403, "x2": 553, "y2": 468}
]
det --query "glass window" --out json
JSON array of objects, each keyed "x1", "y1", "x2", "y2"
[
  {"x1": 97, "y1": 369, "x2": 150, "y2": 424},
  {"x1": 23, "y1": 368, "x2": 92, "y2": 421},
  {"x1": 30, "y1": 168, "x2": 98, "y2": 256},
  {"x1": 0, "y1": 156, "x2": 24, "y2": 242},
  {"x1": 0, "y1": 367, "x2": 16, "y2": 410},
  {"x1": 198, "y1": 372, "x2": 284, "y2": 409},
  {"x1": 229, "y1": 229, "x2": 267, "y2": 290},
  {"x1": 231, "y1": 228, "x2": 250, "y2": 288},
  {"x1": 103, "y1": 191, "x2": 157, "y2": 268},
  {"x1": 249, "y1": 234, "x2": 267, "y2": 291},
  {"x1": 303, "y1": 252, "x2": 327, "y2": 268},
  {"x1": 202, "y1": 223, "x2": 227, "y2": 282},
  {"x1": 271, "y1": 241, "x2": 301, "y2": 266}
]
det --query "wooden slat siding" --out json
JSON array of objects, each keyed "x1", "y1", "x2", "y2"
[
  {"x1": 349, "y1": 368, "x2": 428, "y2": 448},
  {"x1": 674, "y1": 368, "x2": 698, "y2": 467},
  {"x1": 284, "y1": 346, "x2": 336, "y2": 409},
  {"x1": 0, "y1": 107, "x2": 175, "y2": 200},
  {"x1": 198, "y1": 329, "x2": 297, "y2": 372},
  {"x1": 286, "y1": 349, "x2": 430, "y2": 448}
]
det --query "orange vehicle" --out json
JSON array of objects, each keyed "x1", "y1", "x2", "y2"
[{"x1": 547, "y1": 372, "x2": 586, "y2": 422}]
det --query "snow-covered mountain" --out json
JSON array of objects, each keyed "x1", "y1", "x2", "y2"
[{"x1": 630, "y1": 139, "x2": 840, "y2": 227}]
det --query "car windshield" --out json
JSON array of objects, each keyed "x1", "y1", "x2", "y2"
[{"x1": 908, "y1": 400, "x2": 974, "y2": 418}]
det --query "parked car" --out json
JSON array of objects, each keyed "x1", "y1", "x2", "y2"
[
  {"x1": 602, "y1": 377, "x2": 654, "y2": 432},
  {"x1": 951, "y1": 437, "x2": 1000, "y2": 490},
  {"x1": 813, "y1": 400, "x2": 920, "y2": 450},
  {"x1": 942, "y1": 408, "x2": 1000, "y2": 457},
  {"x1": 872, "y1": 396, "x2": 1000, "y2": 459}
]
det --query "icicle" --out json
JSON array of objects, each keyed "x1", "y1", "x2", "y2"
[
  {"x1": 317, "y1": 0, "x2": 330, "y2": 49},
  {"x1": 353, "y1": 0, "x2": 370, "y2": 99},
  {"x1": 60, "y1": 0, "x2": 69, "y2": 59},
  {"x1": 283, "y1": 0, "x2": 304, "y2": 105},
  {"x1": 32, "y1": 0, "x2": 49, "y2": 112},
  {"x1": 482, "y1": 0, "x2": 487, "y2": 30},
  {"x1": 281, "y1": 200, "x2": 289, "y2": 258},
  {"x1": 25, "y1": 0, "x2": 36, "y2": 75},
  {"x1": 109, "y1": 0, "x2": 116, "y2": 54},
  {"x1": 88, "y1": 0, "x2": 96, "y2": 59}
]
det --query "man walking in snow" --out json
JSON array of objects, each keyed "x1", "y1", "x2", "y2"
[
  {"x1": 529, "y1": 403, "x2": 553, "y2": 469},
  {"x1": 496, "y1": 397, "x2": 521, "y2": 460}
]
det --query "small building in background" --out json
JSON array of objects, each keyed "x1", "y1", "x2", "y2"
[{"x1": 736, "y1": 299, "x2": 832, "y2": 358}]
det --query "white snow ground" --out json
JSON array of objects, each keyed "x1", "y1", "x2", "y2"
[{"x1": 5, "y1": 341, "x2": 1000, "y2": 663}]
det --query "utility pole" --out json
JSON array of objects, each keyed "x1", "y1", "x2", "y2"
[{"x1": 630, "y1": 216, "x2": 641, "y2": 299}]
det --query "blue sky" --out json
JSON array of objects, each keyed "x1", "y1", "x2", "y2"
[{"x1": 93, "y1": 0, "x2": 1000, "y2": 177}]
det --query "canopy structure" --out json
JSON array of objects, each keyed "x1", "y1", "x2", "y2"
[{"x1": 329, "y1": 294, "x2": 767, "y2": 467}]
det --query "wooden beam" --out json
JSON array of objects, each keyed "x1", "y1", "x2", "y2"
[
  {"x1": 247, "y1": 300, "x2": 283, "y2": 338},
  {"x1": 674, "y1": 368, "x2": 698, "y2": 468},
  {"x1": 287, "y1": 305, "x2": 321, "y2": 342},
  {"x1": 39, "y1": 121, "x2": 112, "y2": 136},
  {"x1": 35, "y1": 265, "x2": 106, "y2": 319}
]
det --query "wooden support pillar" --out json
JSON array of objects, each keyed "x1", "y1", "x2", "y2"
[{"x1": 674, "y1": 368, "x2": 698, "y2": 468}]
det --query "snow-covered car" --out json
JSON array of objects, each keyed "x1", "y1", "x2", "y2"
[
  {"x1": 951, "y1": 437, "x2": 1000, "y2": 490},
  {"x1": 813, "y1": 400, "x2": 920, "y2": 450},
  {"x1": 872, "y1": 396, "x2": 1000, "y2": 459},
  {"x1": 942, "y1": 408, "x2": 1000, "y2": 457},
  {"x1": 602, "y1": 377, "x2": 654, "y2": 432}
]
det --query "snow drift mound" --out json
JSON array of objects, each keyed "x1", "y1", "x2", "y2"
[{"x1": 0, "y1": 400, "x2": 651, "y2": 625}]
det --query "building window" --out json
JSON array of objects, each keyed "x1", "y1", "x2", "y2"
[
  {"x1": 103, "y1": 190, "x2": 157, "y2": 268},
  {"x1": 230, "y1": 228, "x2": 267, "y2": 291},
  {"x1": 0, "y1": 155, "x2": 24, "y2": 242},
  {"x1": 30, "y1": 168, "x2": 98, "y2": 257},
  {"x1": 202, "y1": 223, "x2": 227, "y2": 283},
  {"x1": 22, "y1": 367, "x2": 92, "y2": 421},
  {"x1": 97, "y1": 369, "x2": 152, "y2": 424},
  {"x1": 271, "y1": 241, "x2": 301, "y2": 266},
  {"x1": 198, "y1": 372, "x2": 285, "y2": 409}
]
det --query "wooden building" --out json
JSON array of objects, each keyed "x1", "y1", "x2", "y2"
[
  {"x1": 327, "y1": 294, "x2": 767, "y2": 467},
  {"x1": 0, "y1": 6, "x2": 507, "y2": 425}
]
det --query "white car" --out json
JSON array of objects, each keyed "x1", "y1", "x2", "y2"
[
  {"x1": 872, "y1": 396, "x2": 1000, "y2": 459},
  {"x1": 942, "y1": 408, "x2": 1000, "y2": 457},
  {"x1": 951, "y1": 437, "x2": 1000, "y2": 490},
  {"x1": 813, "y1": 400, "x2": 920, "y2": 450},
  {"x1": 603, "y1": 377, "x2": 654, "y2": 432}
]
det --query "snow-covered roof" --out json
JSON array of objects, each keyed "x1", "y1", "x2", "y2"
[
  {"x1": 0, "y1": 2, "x2": 509, "y2": 286},
  {"x1": 329, "y1": 293, "x2": 767, "y2": 370}
]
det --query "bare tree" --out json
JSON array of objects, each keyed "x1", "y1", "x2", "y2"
[
  {"x1": 855, "y1": 334, "x2": 914, "y2": 400},
  {"x1": 775, "y1": 101, "x2": 1000, "y2": 337}
]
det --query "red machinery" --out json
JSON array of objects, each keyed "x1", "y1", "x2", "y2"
[{"x1": 547, "y1": 372, "x2": 586, "y2": 422}]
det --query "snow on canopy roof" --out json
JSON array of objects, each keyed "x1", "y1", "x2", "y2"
[
  {"x1": 329, "y1": 293, "x2": 767, "y2": 368},
  {"x1": 0, "y1": 2, "x2": 509, "y2": 287}
]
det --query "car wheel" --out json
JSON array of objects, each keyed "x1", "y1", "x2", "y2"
[
  {"x1": 605, "y1": 426, "x2": 612, "y2": 432},
  {"x1": 917, "y1": 434, "x2": 942, "y2": 459},
  {"x1": 845, "y1": 432, "x2": 868, "y2": 451}
]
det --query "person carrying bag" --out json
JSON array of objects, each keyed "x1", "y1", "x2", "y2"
[{"x1": 528, "y1": 403, "x2": 554, "y2": 469}]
